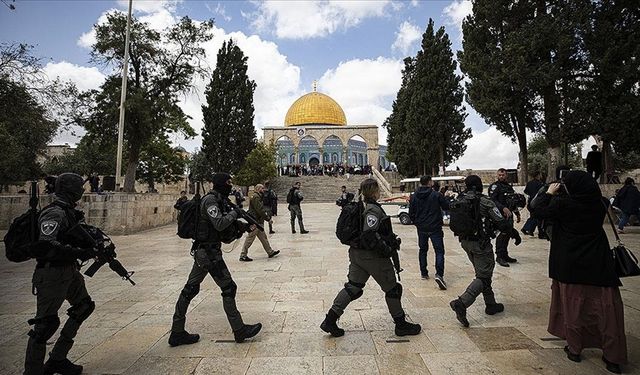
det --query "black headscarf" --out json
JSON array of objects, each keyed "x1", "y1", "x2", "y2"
[
  {"x1": 562, "y1": 170, "x2": 602, "y2": 203},
  {"x1": 212, "y1": 173, "x2": 232, "y2": 196}
]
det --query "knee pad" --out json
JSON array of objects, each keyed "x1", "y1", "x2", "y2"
[
  {"x1": 221, "y1": 281, "x2": 237, "y2": 298},
  {"x1": 28, "y1": 315, "x2": 60, "y2": 343},
  {"x1": 344, "y1": 280, "x2": 365, "y2": 301},
  {"x1": 385, "y1": 283, "x2": 403, "y2": 299},
  {"x1": 67, "y1": 297, "x2": 95, "y2": 323},
  {"x1": 181, "y1": 284, "x2": 200, "y2": 300}
]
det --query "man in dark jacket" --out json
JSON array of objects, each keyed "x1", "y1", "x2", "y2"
[
  {"x1": 263, "y1": 181, "x2": 277, "y2": 234},
  {"x1": 409, "y1": 175, "x2": 450, "y2": 289},
  {"x1": 521, "y1": 173, "x2": 544, "y2": 237},
  {"x1": 174, "y1": 191, "x2": 188, "y2": 210},
  {"x1": 615, "y1": 178, "x2": 640, "y2": 234},
  {"x1": 586, "y1": 145, "x2": 603, "y2": 180},
  {"x1": 489, "y1": 168, "x2": 521, "y2": 267}
]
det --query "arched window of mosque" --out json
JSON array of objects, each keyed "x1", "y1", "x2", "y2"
[
  {"x1": 300, "y1": 154, "x2": 306, "y2": 163},
  {"x1": 332, "y1": 153, "x2": 338, "y2": 163},
  {"x1": 290, "y1": 154, "x2": 295, "y2": 164}
]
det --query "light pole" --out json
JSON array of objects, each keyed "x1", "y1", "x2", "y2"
[{"x1": 115, "y1": 0, "x2": 133, "y2": 190}]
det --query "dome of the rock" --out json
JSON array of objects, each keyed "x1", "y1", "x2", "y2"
[{"x1": 284, "y1": 91, "x2": 347, "y2": 127}]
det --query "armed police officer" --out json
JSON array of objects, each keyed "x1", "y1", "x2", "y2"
[
  {"x1": 263, "y1": 181, "x2": 277, "y2": 234},
  {"x1": 287, "y1": 181, "x2": 308, "y2": 234},
  {"x1": 488, "y1": 168, "x2": 521, "y2": 267},
  {"x1": 169, "y1": 173, "x2": 262, "y2": 346},
  {"x1": 24, "y1": 173, "x2": 97, "y2": 375},
  {"x1": 449, "y1": 175, "x2": 516, "y2": 327},
  {"x1": 321, "y1": 179, "x2": 421, "y2": 338}
]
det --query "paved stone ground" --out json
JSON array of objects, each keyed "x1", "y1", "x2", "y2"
[{"x1": 1, "y1": 203, "x2": 639, "y2": 375}]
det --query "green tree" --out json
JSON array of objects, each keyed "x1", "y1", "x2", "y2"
[
  {"x1": 459, "y1": 0, "x2": 538, "y2": 182},
  {"x1": 88, "y1": 13, "x2": 212, "y2": 191},
  {"x1": 136, "y1": 138, "x2": 188, "y2": 192},
  {"x1": 384, "y1": 57, "x2": 419, "y2": 176},
  {"x1": 201, "y1": 39, "x2": 257, "y2": 175},
  {"x1": 235, "y1": 142, "x2": 277, "y2": 187},
  {"x1": 385, "y1": 21, "x2": 470, "y2": 177},
  {"x1": 188, "y1": 149, "x2": 215, "y2": 183},
  {"x1": 0, "y1": 77, "x2": 58, "y2": 187},
  {"x1": 407, "y1": 20, "x2": 470, "y2": 175},
  {"x1": 582, "y1": 1, "x2": 640, "y2": 174}
]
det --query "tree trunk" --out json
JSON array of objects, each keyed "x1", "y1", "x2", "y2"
[
  {"x1": 439, "y1": 144, "x2": 445, "y2": 177},
  {"x1": 547, "y1": 145, "x2": 562, "y2": 182},
  {"x1": 123, "y1": 160, "x2": 137, "y2": 192},
  {"x1": 602, "y1": 139, "x2": 613, "y2": 184}
]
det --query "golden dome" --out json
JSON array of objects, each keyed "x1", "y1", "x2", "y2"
[{"x1": 284, "y1": 92, "x2": 347, "y2": 127}]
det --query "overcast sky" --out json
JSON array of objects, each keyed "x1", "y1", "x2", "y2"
[{"x1": 1, "y1": 0, "x2": 530, "y2": 169}]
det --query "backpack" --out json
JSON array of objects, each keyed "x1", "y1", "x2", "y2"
[
  {"x1": 336, "y1": 200, "x2": 363, "y2": 245},
  {"x1": 4, "y1": 182, "x2": 39, "y2": 262},
  {"x1": 177, "y1": 183, "x2": 203, "y2": 240},
  {"x1": 449, "y1": 193, "x2": 481, "y2": 238}
]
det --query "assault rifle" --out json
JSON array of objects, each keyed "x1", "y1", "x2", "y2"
[
  {"x1": 391, "y1": 240, "x2": 403, "y2": 281},
  {"x1": 228, "y1": 201, "x2": 265, "y2": 232},
  {"x1": 65, "y1": 223, "x2": 135, "y2": 285}
]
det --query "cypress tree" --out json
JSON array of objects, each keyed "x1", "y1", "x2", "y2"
[
  {"x1": 406, "y1": 19, "x2": 470, "y2": 176},
  {"x1": 201, "y1": 39, "x2": 257, "y2": 175}
]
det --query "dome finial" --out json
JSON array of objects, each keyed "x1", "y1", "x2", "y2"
[{"x1": 312, "y1": 80, "x2": 317, "y2": 92}]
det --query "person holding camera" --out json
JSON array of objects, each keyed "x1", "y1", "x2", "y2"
[
  {"x1": 336, "y1": 185, "x2": 354, "y2": 208},
  {"x1": 320, "y1": 179, "x2": 421, "y2": 338},
  {"x1": 531, "y1": 170, "x2": 626, "y2": 374},
  {"x1": 169, "y1": 173, "x2": 262, "y2": 347},
  {"x1": 488, "y1": 168, "x2": 521, "y2": 267}
]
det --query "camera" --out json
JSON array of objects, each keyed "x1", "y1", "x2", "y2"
[{"x1": 504, "y1": 192, "x2": 526, "y2": 210}]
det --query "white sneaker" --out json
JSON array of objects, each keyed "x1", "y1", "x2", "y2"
[{"x1": 435, "y1": 275, "x2": 447, "y2": 290}]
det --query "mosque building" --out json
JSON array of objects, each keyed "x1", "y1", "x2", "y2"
[{"x1": 262, "y1": 84, "x2": 389, "y2": 170}]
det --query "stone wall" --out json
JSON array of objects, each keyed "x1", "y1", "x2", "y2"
[
  {"x1": 2, "y1": 177, "x2": 189, "y2": 195},
  {"x1": 1, "y1": 193, "x2": 181, "y2": 235}
]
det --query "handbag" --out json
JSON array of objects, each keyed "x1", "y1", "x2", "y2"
[{"x1": 605, "y1": 207, "x2": 640, "y2": 277}]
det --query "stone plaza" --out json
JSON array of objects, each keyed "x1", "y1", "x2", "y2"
[{"x1": 1, "y1": 203, "x2": 639, "y2": 374}]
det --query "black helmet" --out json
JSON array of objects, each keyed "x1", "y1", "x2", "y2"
[
  {"x1": 55, "y1": 173, "x2": 85, "y2": 203},
  {"x1": 465, "y1": 175, "x2": 483, "y2": 193}
]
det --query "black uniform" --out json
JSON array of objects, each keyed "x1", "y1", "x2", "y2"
[
  {"x1": 322, "y1": 200, "x2": 420, "y2": 337},
  {"x1": 449, "y1": 176, "x2": 514, "y2": 328},
  {"x1": 262, "y1": 188, "x2": 276, "y2": 233},
  {"x1": 488, "y1": 180, "x2": 520, "y2": 262},
  {"x1": 24, "y1": 173, "x2": 95, "y2": 375},
  {"x1": 171, "y1": 190, "x2": 247, "y2": 334},
  {"x1": 170, "y1": 173, "x2": 261, "y2": 345}
]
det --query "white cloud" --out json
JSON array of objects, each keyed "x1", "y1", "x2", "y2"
[
  {"x1": 116, "y1": 0, "x2": 180, "y2": 14},
  {"x1": 77, "y1": 11, "x2": 113, "y2": 49},
  {"x1": 455, "y1": 127, "x2": 520, "y2": 170},
  {"x1": 247, "y1": 1, "x2": 391, "y2": 39},
  {"x1": 442, "y1": 0, "x2": 472, "y2": 32},
  {"x1": 318, "y1": 57, "x2": 403, "y2": 145},
  {"x1": 175, "y1": 26, "x2": 302, "y2": 150},
  {"x1": 392, "y1": 21, "x2": 421, "y2": 55},
  {"x1": 206, "y1": 2, "x2": 232, "y2": 22},
  {"x1": 43, "y1": 61, "x2": 106, "y2": 91}
]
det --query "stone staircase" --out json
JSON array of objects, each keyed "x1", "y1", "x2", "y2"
[{"x1": 271, "y1": 175, "x2": 370, "y2": 202}]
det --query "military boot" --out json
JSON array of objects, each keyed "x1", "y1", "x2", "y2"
[
  {"x1": 450, "y1": 299, "x2": 469, "y2": 327},
  {"x1": 393, "y1": 315, "x2": 421, "y2": 336},
  {"x1": 43, "y1": 358, "x2": 83, "y2": 375},
  {"x1": 320, "y1": 310, "x2": 344, "y2": 337},
  {"x1": 234, "y1": 323, "x2": 262, "y2": 343},
  {"x1": 291, "y1": 222, "x2": 296, "y2": 234},
  {"x1": 485, "y1": 303, "x2": 504, "y2": 315},
  {"x1": 168, "y1": 330, "x2": 200, "y2": 347}
]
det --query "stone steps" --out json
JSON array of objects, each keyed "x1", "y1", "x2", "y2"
[{"x1": 272, "y1": 175, "x2": 369, "y2": 202}]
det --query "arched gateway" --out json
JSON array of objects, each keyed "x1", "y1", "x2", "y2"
[{"x1": 262, "y1": 86, "x2": 388, "y2": 169}]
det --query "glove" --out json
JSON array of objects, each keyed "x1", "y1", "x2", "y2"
[{"x1": 510, "y1": 228, "x2": 522, "y2": 246}]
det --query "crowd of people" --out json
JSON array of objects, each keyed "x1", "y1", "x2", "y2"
[{"x1": 279, "y1": 163, "x2": 373, "y2": 177}]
